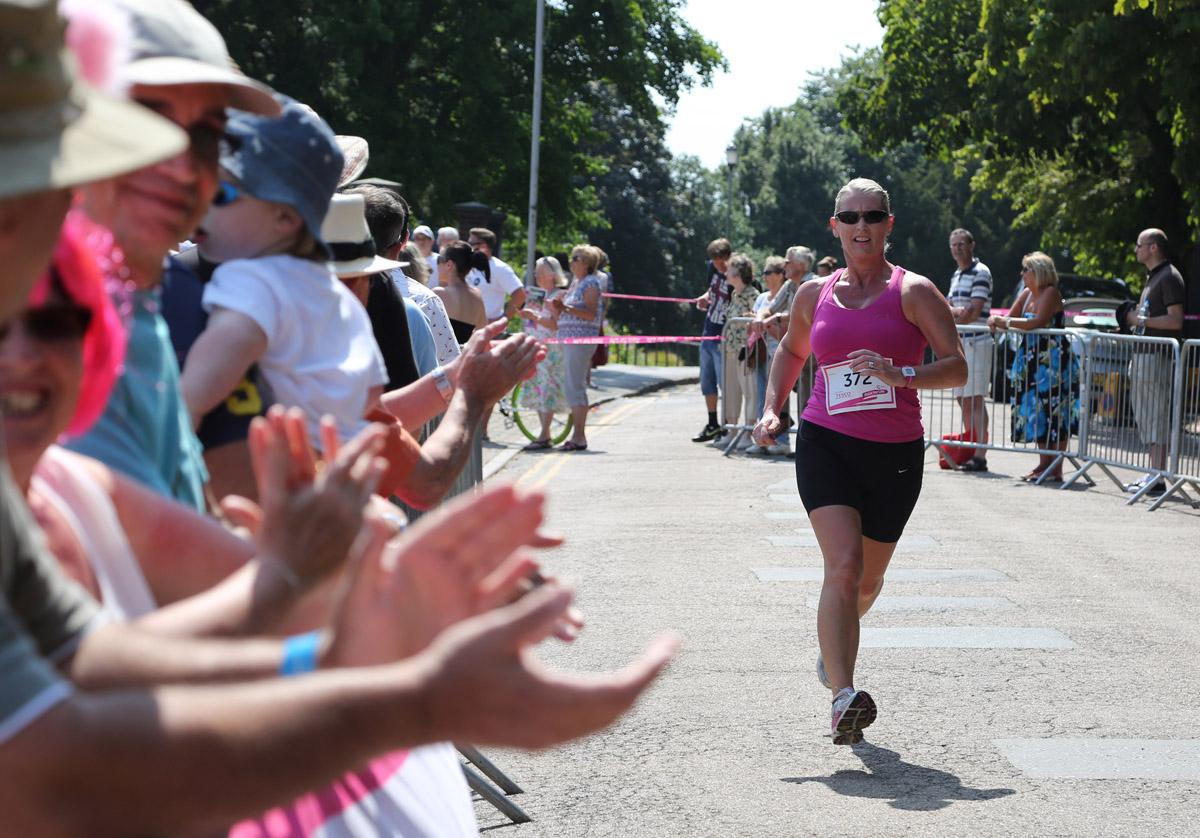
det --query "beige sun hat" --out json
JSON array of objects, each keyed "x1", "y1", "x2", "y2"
[
  {"x1": 336, "y1": 136, "x2": 369, "y2": 186},
  {"x1": 111, "y1": 0, "x2": 280, "y2": 116},
  {"x1": 322, "y1": 192, "x2": 407, "y2": 278},
  {"x1": 0, "y1": 0, "x2": 188, "y2": 200}
]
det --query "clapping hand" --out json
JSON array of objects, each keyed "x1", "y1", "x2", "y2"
[
  {"x1": 220, "y1": 406, "x2": 386, "y2": 591},
  {"x1": 326, "y1": 483, "x2": 573, "y2": 667}
]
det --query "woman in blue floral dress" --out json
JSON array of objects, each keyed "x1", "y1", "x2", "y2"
[
  {"x1": 987, "y1": 251, "x2": 1080, "y2": 481},
  {"x1": 517, "y1": 256, "x2": 570, "y2": 449}
]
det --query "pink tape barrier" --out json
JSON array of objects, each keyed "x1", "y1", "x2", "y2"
[
  {"x1": 993, "y1": 307, "x2": 1199, "y2": 321},
  {"x1": 601, "y1": 292, "x2": 697, "y2": 304},
  {"x1": 545, "y1": 335, "x2": 720, "y2": 345}
]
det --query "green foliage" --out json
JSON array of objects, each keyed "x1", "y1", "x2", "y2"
[
  {"x1": 841, "y1": 0, "x2": 1200, "y2": 281},
  {"x1": 194, "y1": 0, "x2": 722, "y2": 261}
]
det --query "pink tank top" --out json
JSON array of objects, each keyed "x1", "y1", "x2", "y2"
[{"x1": 801, "y1": 266, "x2": 927, "y2": 442}]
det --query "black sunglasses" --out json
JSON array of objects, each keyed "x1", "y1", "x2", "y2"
[
  {"x1": 0, "y1": 303, "x2": 93, "y2": 344},
  {"x1": 835, "y1": 210, "x2": 890, "y2": 225},
  {"x1": 763, "y1": 269, "x2": 784, "y2": 276}
]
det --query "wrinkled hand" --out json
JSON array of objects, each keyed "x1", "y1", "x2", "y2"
[
  {"x1": 457, "y1": 318, "x2": 545, "y2": 406},
  {"x1": 418, "y1": 585, "x2": 679, "y2": 748},
  {"x1": 695, "y1": 296, "x2": 710, "y2": 312},
  {"x1": 752, "y1": 410, "x2": 781, "y2": 447},
  {"x1": 987, "y1": 314, "x2": 1008, "y2": 332},
  {"x1": 242, "y1": 406, "x2": 386, "y2": 589},
  {"x1": 326, "y1": 483, "x2": 557, "y2": 666}
]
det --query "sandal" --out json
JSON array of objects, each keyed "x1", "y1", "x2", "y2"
[
  {"x1": 522, "y1": 439, "x2": 553, "y2": 451},
  {"x1": 1020, "y1": 470, "x2": 1044, "y2": 483},
  {"x1": 558, "y1": 440, "x2": 588, "y2": 452}
]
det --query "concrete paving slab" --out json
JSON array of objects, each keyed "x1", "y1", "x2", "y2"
[
  {"x1": 753, "y1": 567, "x2": 1009, "y2": 583},
  {"x1": 861, "y1": 626, "x2": 1074, "y2": 649},
  {"x1": 767, "y1": 493, "x2": 804, "y2": 504},
  {"x1": 805, "y1": 595, "x2": 1015, "y2": 612},
  {"x1": 996, "y1": 738, "x2": 1200, "y2": 780},
  {"x1": 765, "y1": 534, "x2": 941, "y2": 549},
  {"x1": 762, "y1": 511, "x2": 809, "y2": 521}
]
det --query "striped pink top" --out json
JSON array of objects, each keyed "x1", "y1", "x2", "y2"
[{"x1": 801, "y1": 266, "x2": 927, "y2": 443}]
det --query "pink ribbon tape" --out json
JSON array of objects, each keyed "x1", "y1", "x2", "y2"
[
  {"x1": 545, "y1": 335, "x2": 721, "y2": 345},
  {"x1": 601, "y1": 292, "x2": 696, "y2": 304}
]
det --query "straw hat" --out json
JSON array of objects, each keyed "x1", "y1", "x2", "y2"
[
  {"x1": 0, "y1": 0, "x2": 188, "y2": 200},
  {"x1": 322, "y1": 193, "x2": 406, "y2": 278},
  {"x1": 336, "y1": 135, "x2": 369, "y2": 186}
]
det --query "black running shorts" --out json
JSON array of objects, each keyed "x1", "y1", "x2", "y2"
[{"x1": 794, "y1": 420, "x2": 924, "y2": 543}]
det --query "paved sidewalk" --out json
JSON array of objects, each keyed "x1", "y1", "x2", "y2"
[{"x1": 481, "y1": 364, "x2": 698, "y2": 478}]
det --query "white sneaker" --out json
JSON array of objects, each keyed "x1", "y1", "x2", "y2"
[
  {"x1": 767, "y1": 442, "x2": 791, "y2": 456},
  {"x1": 708, "y1": 432, "x2": 728, "y2": 447},
  {"x1": 830, "y1": 687, "x2": 877, "y2": 745},
  {"x1": 745, "y1": 444, "x2": 768, "y2": 455},
  {"x1": 736, "y1": 436, "x2": 758, "y2": 451}
]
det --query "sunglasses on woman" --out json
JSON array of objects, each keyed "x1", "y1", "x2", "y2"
[
  {"x1": 0, "y1": 304, "x2": 93, "y2": 344},
  {"x1": 834, "y1": 210, "x2": 890, "y2": 225}
]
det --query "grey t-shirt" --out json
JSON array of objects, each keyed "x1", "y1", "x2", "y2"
[{"x1": 0, "y1": 455, "x2": 100, "y2": 742}]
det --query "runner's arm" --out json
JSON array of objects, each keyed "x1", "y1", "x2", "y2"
[{"x1": 899, "y1": 277, "x2": 968, "y2": 389}]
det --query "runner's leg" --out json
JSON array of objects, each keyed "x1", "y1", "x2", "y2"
[
  {"x1": 858, "y1": 536, "x2": 899, "y2": 617},
  {"x1": 810, "y1": 505, "x2": 866, "y2": 693}
]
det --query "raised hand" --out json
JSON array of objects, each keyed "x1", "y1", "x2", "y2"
[
  {"x1": 418, "y1": 586, "x2": 679, "y2": 749},
  {"x1": 248, "y1": 406, "x2": 387, "y2": 589},
  {"x1": 456, "y1": 319, "x2": 545, "y2": 405},
  {"x1": 326, "y1": 482, "x2": 556, "y2": 666}
]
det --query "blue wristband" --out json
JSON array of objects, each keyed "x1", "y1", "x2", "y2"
[{"x1": 280, "y1": 631, "x2": 322, "y2": 676}]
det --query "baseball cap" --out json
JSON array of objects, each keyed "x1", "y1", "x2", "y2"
[
  {"x1": 0, "y1": 0, "x2": 188, "y2": 200},
  {"x1": 412, "y1": 224, "x2": 433, "y2": 241},
  {"x1": 112, "y1": 0, "x2": 279, "y2": 116},
  {"x1": 220, "y1": 98, "x2": 343, "y2": 255}
]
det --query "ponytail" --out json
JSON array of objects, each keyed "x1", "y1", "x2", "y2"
[{"x1": 471, "y1": 249, "x2": 491, "y2": 282}]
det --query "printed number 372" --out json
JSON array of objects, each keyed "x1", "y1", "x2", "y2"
[{"x1": 843, "y1": 372, "x2": 872, "y2": 387}]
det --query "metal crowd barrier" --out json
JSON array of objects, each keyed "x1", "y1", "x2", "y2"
[
  {"x1": 921, "y1": 324, "x2": 1092, "y2": 487},
  {"x1": 1155, "y1": 338, "x2": 1200, "y2": 510},
  {"x1": 920, "y1": 324, "x2": 1200, "y2": 511},
  {"x1": 717, "y1": 316, "x2": 763, "y2": 456}
]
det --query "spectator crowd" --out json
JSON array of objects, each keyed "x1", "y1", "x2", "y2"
[{"x1": 0, "y1": 0, "x2": 672, "y2": 834}]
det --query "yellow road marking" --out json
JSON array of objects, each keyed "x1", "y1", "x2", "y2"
[{"x1": 523, "y1": 399, "x2": 652, "y2": 491}]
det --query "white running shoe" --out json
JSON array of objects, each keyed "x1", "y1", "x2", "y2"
[
  {"x1": 736, "y1": 436, "x2": 758, "y2": 451},
  {"x1": 816, "y1": 655, "x2": 832, "y2": 690},
  {"x1": 767, "y1": 442, "x2": 791, "y2": 456},
  {"x1": 745, "y1": 444, "x2": 768, "y2": 455},
  {"x1": 830, "y1": 687, "x2": 877, "y2": 745}
]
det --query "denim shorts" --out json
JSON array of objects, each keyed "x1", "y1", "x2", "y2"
[{"x1": 699, "y1": 339, "x2": 722, "y2": 396}]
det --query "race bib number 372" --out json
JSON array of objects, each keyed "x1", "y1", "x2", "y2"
[{"x1": 822, "y1": 359, "x2": 896, "y2": 415}]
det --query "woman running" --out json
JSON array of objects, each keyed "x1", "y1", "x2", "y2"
[{"x1": 754, "y1": 178, "x2": 967, "y2": 744}]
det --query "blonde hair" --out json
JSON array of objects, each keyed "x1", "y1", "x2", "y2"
[
  {"x1": 535, "y1": 255, "x2": 569, "y2": 288},
  {"x1": 1022, "y1": 251, "x2": 1058, "y2": 290},
  {"x1": 570, "y1": 245, "x2": 601, "y2": 273},
  {"x1": 834, "y1": 177, "x2": 891, "y2": 215},
  {"x1": 763, "y1": 255, "x2": 787, "y2": 275}
]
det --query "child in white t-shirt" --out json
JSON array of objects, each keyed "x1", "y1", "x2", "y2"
[{"x1": 180, "y1": 100, "x2": 386, "y2": 447}]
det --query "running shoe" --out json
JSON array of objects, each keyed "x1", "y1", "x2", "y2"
[
  {"x1": 816, "y1": 654, "x2": 832, "y2": 690},
  {"x1": 692, "y1": 423, "x2": 722, "y2": 442},
  {"x1": 831, "y1": 687, "x2": 876, "y2": 745}
]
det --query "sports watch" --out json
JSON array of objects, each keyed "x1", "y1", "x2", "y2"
[{"x1": 901, "y1": 365, "x2": 916, "y2": 388}]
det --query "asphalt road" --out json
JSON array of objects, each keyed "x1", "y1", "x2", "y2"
[{"x1": 472, "y1": 384, "x2": 1200, "y2": 837}]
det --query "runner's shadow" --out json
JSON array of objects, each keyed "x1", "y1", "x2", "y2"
[{"x1": 782, "y1": 741, "x2": 1015, "y2": 811}]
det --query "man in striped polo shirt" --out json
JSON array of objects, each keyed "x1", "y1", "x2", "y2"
[{"x1": 947, "y1": 228, "x2": 994, "y2": 472}]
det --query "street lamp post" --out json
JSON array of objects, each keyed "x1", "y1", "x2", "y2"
[
  {"x1": 725, "y1": 144, "x2": 738, "y2": 237},
  {"x1": 525, "y1": 0, "x2": 546, "y2": 283}
]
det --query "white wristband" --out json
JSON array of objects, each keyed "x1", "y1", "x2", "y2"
[{"x1": 431, "y1": 365, "x2": 454, "y2": 405}]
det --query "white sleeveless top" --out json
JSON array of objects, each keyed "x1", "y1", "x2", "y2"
[{"x1": 32, "y1": 446, "x2": 157, "y2": 620}]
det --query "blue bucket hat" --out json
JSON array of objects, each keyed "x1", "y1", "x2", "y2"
[{"x1": 220, "y1": 98, "x2": 344, "y2": 256}]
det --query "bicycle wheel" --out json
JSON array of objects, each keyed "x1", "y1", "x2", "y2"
[{"x1": 510, "y1": 384, "x2": 573, "y2": 444}]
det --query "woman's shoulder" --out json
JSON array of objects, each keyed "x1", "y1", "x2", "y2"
[{"x1": 897, "y1": 267, "x2": 944, "y2": 301}]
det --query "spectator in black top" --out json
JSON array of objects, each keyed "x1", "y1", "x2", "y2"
[{"x1": 1124, "y1": 228, "x2": 1186, "y2": 496}]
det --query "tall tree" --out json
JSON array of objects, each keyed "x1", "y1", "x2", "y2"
[
  {"x1": 194, "y1": 0, "x2": 723, "y2": 257},
  {"x1": 840, "y1": 0, "x2": 1200, "y2": 280}
]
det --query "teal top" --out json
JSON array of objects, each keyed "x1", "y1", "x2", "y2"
[{"x1": 66, "y1": 286, "x2": 208, "y2": 511}]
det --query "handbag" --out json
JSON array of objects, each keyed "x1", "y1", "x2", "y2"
[{"x1": 743, "y1": 337, "x2": 768, "y2": 370}]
